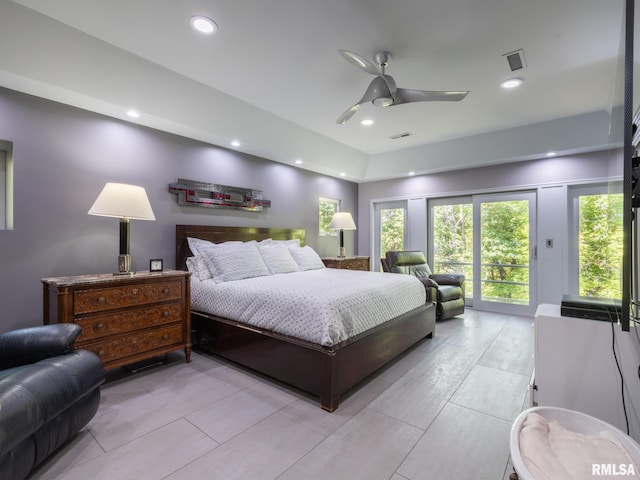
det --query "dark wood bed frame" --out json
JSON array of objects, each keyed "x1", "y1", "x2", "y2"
[{"x1": 175, "y1": 224, "x2": 436, "y2": 412}]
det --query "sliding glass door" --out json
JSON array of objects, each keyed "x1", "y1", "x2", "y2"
[
  {"x1": 429, "y1": 191, "x2": 537, "y2": 315},
  {"x1": 430, "y1": 197, "x2": 474, "y2": 300},
  {"x1": 473, "y1": 192, "x2": 537, "y2": 315},
  {"x1": 374, "y1": 201, "x2": 407, "y2": 271}
]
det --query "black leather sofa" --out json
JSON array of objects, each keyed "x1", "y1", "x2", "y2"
[
  {"x1": 383, "y1": 250, "x2": 465, "y2": 321},
  {"x1": 0, "y1": 324, "x2": 105, "y2": 480}
]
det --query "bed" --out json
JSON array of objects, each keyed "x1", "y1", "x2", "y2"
[{"x1": 175, "y1": 224, "x2": 436, "y2": 411}]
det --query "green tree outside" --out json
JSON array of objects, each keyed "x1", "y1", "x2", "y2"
[
  {"x1": 319, "y1": 198, "x2": 338, "y2": 235},
  {"x1": 433, "y1": 204, "x2": 474, "y2": 297},
  {"x1": 578, "y1": 194, "x2": 623, "y2": 298},
  {"x1": 480, "y1": 200, "x2": 529, "y2": 303},
  {"x1": 380, "y1": 208, "x2": 405, "y2": 257}
]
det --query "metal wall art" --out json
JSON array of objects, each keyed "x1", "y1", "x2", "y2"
[{"x1": 169, "y1": 179, "x2": 271, "y2": 211}]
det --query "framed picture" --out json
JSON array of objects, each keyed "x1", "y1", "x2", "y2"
[{"x1": 150, "y1": 259, "x2": 163, "y2": 272}]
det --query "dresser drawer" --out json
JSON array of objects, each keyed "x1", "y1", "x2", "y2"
[
  {"x1": 75, "y1": 302, "x2": 184, "y2": 341},
  {"x1": 341, "y1": 258, "x2": 369, "y2": 270},
  {"x1": 74, "y1": 280, "x2": 183, "y2": 314},
  {"x1": 85, "y1": 323, "x2": 185, "y2": 364},
  {"x1": 322, "y1": 256, "x2": 370, "y2": 271}
]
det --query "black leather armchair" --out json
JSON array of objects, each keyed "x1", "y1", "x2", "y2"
[
  {"x1": 0, "y1": 324, "x2": 105, "y2": 480},
  {"x1": 382, "y1": 250, "x2": 465, "y2": 320}
]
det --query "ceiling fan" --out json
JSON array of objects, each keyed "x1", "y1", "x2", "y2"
[{"x1": 336, "y1": 50, "x2": 469, "y2": 125}]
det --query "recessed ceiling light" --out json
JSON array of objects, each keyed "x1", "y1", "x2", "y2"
[
  {"x1": 408, "y1": 171, "x2": 415, "y2": 176},
  {"x1": 190, "y1": 16, "x2": 218, "y2": 34},
  {"x1": 500, "y1": 78, "x2": 523, "y2": 89},
  {"x1": 295, "y1": 159, "x2": 303, "y2": 165},
  {"x1": 126, "y1": 110, "x2": 140, "y2": 118},
  {"x1": 546, "y1": 151, "x2": 557, "y2": 157},
  {"x1": 339, "y1": 172, "x2": 346, "y2": 177},
  {"x1": 361, "y1": 119, "x2": 374, "y2": 126},
  {"x1": 230, "y1": 140, "x2": 240, "y2": 147}
]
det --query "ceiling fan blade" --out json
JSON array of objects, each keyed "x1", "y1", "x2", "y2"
[
  {"x1": 336, "y1": 104, "x2": 361, "y2": 124},
  {"x1": 338, "y1": 50, "x2": 380, "y2": 76},
  {"x1": 394, "y1": 88, "x2": 469, "y2": 105}
]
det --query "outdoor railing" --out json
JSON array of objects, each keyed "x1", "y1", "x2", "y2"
[{"x1": 435, "y1": 260, "x2": 530, "y2": 304}]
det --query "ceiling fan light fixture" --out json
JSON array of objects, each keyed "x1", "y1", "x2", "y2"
[
  {"x1": 373, "y1": 97, "x2": 393, "y2": 107},
  {"x1": 190, "y1": 16, "x2": 218, "y2": 34}
]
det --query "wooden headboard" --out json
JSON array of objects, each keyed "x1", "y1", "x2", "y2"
[{"x1": 175, "y1": 224, "x2": 306, "y2": 270}]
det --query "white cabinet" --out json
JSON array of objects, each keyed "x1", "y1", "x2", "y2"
[{"x1": 534, "y1": 304, "x2": 640, "y2": 440}]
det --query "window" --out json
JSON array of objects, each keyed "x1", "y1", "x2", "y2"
[
  {"x1": 319, "y1": 197, "x2": 339, "y2": 236},
  {"x1": 430, "y1": 200, "x2": 473, "y2": 297},
  {"x1": 380, "y1": 207, "x2": 405, "y2": 257},
  {"x1": 0, "y1": 141, "x2": 13, "y2": 230},
  {"x1": 569, "y1": 184, "x2": 623, "y2": 298}
]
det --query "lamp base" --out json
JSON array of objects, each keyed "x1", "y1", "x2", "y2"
[
  {"x1": 114, "y1": 254, "x2": 134, "y2": 275},
  {"x1": 338, "y1": 246, "x2": 346, "y2": 258}
]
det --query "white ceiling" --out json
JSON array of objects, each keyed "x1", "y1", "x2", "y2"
[{"x1": 0, "y1": 0, "x2": 629, "y2": 182}]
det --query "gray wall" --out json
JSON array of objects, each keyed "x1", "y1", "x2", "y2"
[{"x1": 0, "y1": 87, "x2": 358, "y2": 331}]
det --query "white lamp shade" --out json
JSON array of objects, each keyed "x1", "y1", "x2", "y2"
[
  {"x1": 88, "y1": 183, "x2": 156, "y2": 220},
  {"x1": 329, "y1": 212, "x2": 356, "y2": 230}
]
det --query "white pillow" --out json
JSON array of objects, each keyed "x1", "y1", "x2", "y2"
[
  {"x1": 258, "y1": 238, "x2": 300, "y2": 247},
  {"x1": 258, "y1": 243, "x2": 299, "y2": 274},
  {"x1": 288, "y1": 245, "x2": 325, "y2": 271},
  {"x1": 187, "y1": 237, "x2": 214, "y2": 256},
  {"x1": 200, "y1": 242, "x2": 270, "y2": 282},
  {"x1": 271, "y1": 238, "x2": 301, "y2": 248},
  {"x1": 185, "y1": 256, "x2": 212, "y2": 281}
]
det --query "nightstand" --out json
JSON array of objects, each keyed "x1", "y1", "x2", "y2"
[
  {"x1": 322, "y1": 256, "x2": 370, "y2": 271},
  {"x1": 42, "y1": 270, "x2": 191, "y2": 369}
]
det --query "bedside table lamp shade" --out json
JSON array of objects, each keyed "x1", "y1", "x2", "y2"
[
  {"x1": 88, "y1": 183, "x2": 156, "y2": 274},
  {"x1": 329, "y1": 212, "x2": 356, "y2": 257}
]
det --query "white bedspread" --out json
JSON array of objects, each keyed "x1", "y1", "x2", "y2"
[{"x1": 191, "y1": 269, "x2": 426, "y2": 346}]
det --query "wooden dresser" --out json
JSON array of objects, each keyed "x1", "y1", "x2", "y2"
[
  {"x1": 42, "y1": 270, "x2": 191, "y2": 369},
  {"x1": 322, "y1": 256, "x2": 370, "y2": 271}
]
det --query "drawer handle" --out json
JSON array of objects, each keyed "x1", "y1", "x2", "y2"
[
  {"x1": 162, "y1": 310, "x2": 170, "y2": 318},
  {"x1": 97, "y1": 323, "x2": 105, "y2": 330},
  {"x1": 97, "y1": 350, "x2": 105, "y2": 356},
  {"x1": 162, "y1": 287, "x2": 170, "y2": 294},
  {"x1": 132, "y1": 289, "x2": 138, "y2": 295},
  {"x1": 97, "y1": 296, "x2": 106, "y2": 304},
  {"x1": 162, "y1": 333, "x2": 169, "y2": 340}
]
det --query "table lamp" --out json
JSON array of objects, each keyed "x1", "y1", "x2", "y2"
[
  {"x1": 329, "y1": 211, "x2": 356, "y2": 257},
  {"x1": 88, "y1": 183, "x2": 156, "y2": 274}
]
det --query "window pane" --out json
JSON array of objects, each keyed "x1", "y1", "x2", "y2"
[
  {"x1": 578, "y1": 193, "x2": 623, "y2": 298},
  {"x1": 380, "y1": 208, "x2": 404, "y2": 257},
  {"x1": 433, "y1": 203, "x2": 473, "y2": 297},
  {"x1": 319, "y1": 197, "x2": 339, "y2": 236},
  {"x1": 480, "y1": 200, "x2": 530, "y2": 305}
]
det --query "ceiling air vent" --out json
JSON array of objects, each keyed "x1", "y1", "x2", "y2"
[
  {"x1": 389, "y1": 132, "x2": 412, "y2": 140},
  {"x1": 503, "y1": 49, "x2": 527, "y2": 72}
]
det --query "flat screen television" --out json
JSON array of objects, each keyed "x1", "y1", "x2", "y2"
[{"x1": 622, "y1": 0, "x2": 636, "y2": 331}]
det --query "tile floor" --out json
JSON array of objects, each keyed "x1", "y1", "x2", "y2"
[{"x1": 29, "y1": 309, "x2": 534, "y2": 480}]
